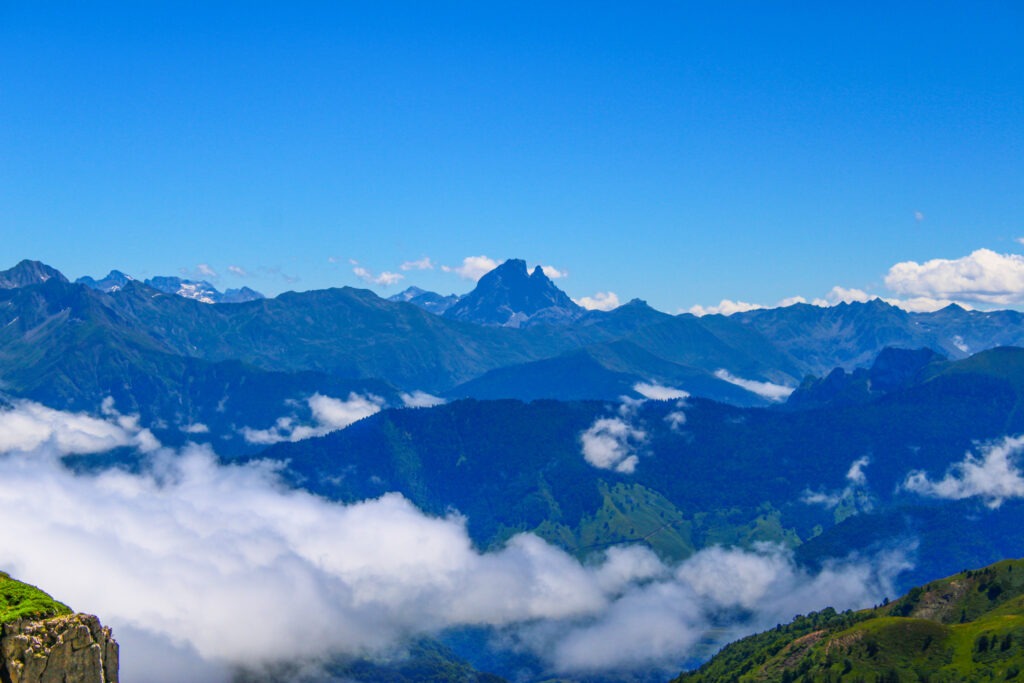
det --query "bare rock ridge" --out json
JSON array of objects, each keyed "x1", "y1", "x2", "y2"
[{"x1": 0, "y1": 614, "x2": 118, "y2": 683}]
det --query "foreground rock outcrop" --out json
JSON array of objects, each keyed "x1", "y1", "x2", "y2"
[{"x1": 1, "y1": 613, "x2": 118, "y2": 683}]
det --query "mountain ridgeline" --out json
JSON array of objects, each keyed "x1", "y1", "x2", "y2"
[{"x1": 4, "y1": 257, "x2": 1024, "y2": 454}]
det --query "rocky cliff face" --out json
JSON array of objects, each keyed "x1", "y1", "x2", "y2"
[{"x1": 0, "y1": 614, "x2": 118, "y2": 683}]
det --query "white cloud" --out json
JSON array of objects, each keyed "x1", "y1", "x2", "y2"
[
  {"x1": 441, "y1": 256, "x2": 499, "y2": 281},
  {"x1": 885, "y1": 248, "x2": 1024, "y2": 305},
  {"x1": 574, "y1": 292, "x2": 620, "y2": 311},
  {"x1": 181, "y1": 423, "x2": 210, "y2": 435},
  {"x1": 580, "y1": 417, "x2": 646, "y2": 474},
  {"x1": 812, "y1": 286, "x2": 875, "y2": 307},
  {"x1": 915, "y1": 211, "x2": 925, "y2": 223},
  {"x1": 713, "y1": 370, "x2": 794, "y2": 402},
  {"x1": 903, "y1": 435, "x2": 1024, "y2": 509},
  {"x1": 0, "y1": 400, "x2": 911, "y2": 680},
  {"x1": 688, "y1": 299, "x2": 764, "y2": 317},
  {"x1": 540, "y1": 265, "x2": 567, "y2": 279},
  {"x1": 778, "y1": 296, "x2": 808, "y2": 307},
  {"x1": 196, "y1": 263, "x2": 217, "y2": 278},
  {"x1": 227, "y1": 265, "x2": 248, "y2": 277},
  {"x1": 633, "y1": 382, "x2": 689, "y2": 401},
  {"x1": 802, "y1": 456, "x2": 873, "y2": 511},
  {"x1": 399, "y1": 391, "x2": 446, "y2": 409},
  {"x1": 352, "y1": 265, "x2": 405, "y2": 287},
  {"x1": 0, "y1": 398, "x2": 158, "y2": 455},
  {"x1": 400, "y1": 257, "x2": 434, "y2": 271},
  {"x1": 241, "y1": 393, "x2": 383, "y2": 445}
]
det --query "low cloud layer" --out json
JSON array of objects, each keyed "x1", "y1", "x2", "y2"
[
  {"x1": 580, "y1": 417, "x2": 645, "y2": 474},
  {"x1": 0, "y1": 400, "x2": 910, "y2": 681},
  {"x1": 399, "y1": 391, "x2": 446, "y2": 408},
  {"x1": 802, "y1": 456, "x2": 874, "y2": 513},
  {"x1": 904, "y1": 435, "x2": 1024, "y2": 508},
  {"x1": 714, "y1": 370, "x2": 794, "y2": 402},
  {"x1": 241, "y1": 393, "x2": 384, "y2": 445},
  {"x1": 633, "y1": 382, "x2": 689, "y2": 401}
]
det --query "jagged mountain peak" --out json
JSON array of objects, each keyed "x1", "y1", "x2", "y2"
[
  {"x1": 443, "y1": 258, "x2": 582, "y2": 327},
  {"x1": 0, "y1": 260, "x2": 69, "y2": 289},
  {"x1": 76, "y1": 270, "x2": 135, "y2": 293},
  {"x1": 143, "y1": 276, "x2": 265, "y2": 304}
]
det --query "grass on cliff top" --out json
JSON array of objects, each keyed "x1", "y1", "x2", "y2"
[{"x1": 0, "y1": 571, "x2": 72, "y2": 624}]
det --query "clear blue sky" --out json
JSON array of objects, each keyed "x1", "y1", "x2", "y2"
[{"x1": 1, "y1": 2, "x2": 1021, "y2": 312}]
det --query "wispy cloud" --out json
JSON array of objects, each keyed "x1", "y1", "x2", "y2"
[
  {"x1": 441, "y1": 256, "x2": 499, "y2": 281},
  {"x1": 633, "y1": 382, "x2": 689, "y2": 401},
  {"x1": 241, "y1": 393, "x2": 384, "y2": 445},
  {"x1": 574, "y1": 291, "x2": 620, "y2": 311},
  {"x1": 540, "y1": 265, "x2": 567, "y2": 279},
  {"x1": 903, "y1": 435, "x2": 1024, "y2": 508},
  {"x1": 227, "y1": 265, "x2": 248, "y2": 277},
  {"x1": 399, "y1": 391, "x2": 445, "y2": 408},
  {"x1": 400, "y1": 257, "x2": 434, "y2": 271},
  {"x1": 351, "y1": 261, "x2": 405, "y2": 287},
  {"x1": 714, "y1": 370, "x2": 794, "y2": 402}
]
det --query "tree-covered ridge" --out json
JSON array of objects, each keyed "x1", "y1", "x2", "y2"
[
  {"x1": 0, "y1": 571, "x2": 72, "y2": 624},
  {"x1": 673, "y1": 558, "x2": 1024, "y2": 683}
]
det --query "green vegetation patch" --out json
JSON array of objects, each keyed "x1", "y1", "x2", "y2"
[{"x1": 0, "y1": 571, "x2": 72, "y2": 624}]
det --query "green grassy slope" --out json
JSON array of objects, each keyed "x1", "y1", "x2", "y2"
[
  {"x1": 673, "y1": 559, "x2": 1024, "y2": 683},
  {"x1": 0, "y1": 571, "x2": 72, "y2": 624}
]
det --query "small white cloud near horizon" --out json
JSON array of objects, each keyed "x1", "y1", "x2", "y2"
[
  {"x1": 688, "y1": 299, "x2": 764, "y2": 317},
  {"x1": 352, "y1": 263, "x2": 405, "y2": 287},
  {"x1": 714, "y1": 370, "x2": 794, "y2": 402},
  {"x1": 575, "y1": 292, "x2": 620, "y2": 311},
  {"x1": 227, "y1": 265, "x2": 248, "y2": 277},
  {"x1": 885, "y1": 248, "x2": 1024, "y2": 306},
  {"x1": 441, "y1": 255, "x2": 499, "y2": 281},
  {"x1": 903, "y1": 435, "x2": 1024, "y2": 509},
  {"x1": 400, "y1": 257, "x2": 434, "y2": 271},
  {"x1": 633, "y1": 382, "x2": 689, "y2": 401},
  {"x1": 914, "y1": 211, "x2": 925, "y2": 223},
  {"x1": 241, "y1": 393, "x2": 384, "y2": 445},
  {"x1": 399, "y1": 391, "x2": 446, "y2": 409},
  {"x1": 196, "y1": 263, "x2": 217, "y2": 279},
  {"x1": 540, "y1": 265, "x2": 567, "y2": 279}
]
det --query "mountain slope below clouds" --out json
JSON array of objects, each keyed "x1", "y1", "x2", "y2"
[{"x1": 674, "y1": 558, "x2": 1024, "y2": 683}]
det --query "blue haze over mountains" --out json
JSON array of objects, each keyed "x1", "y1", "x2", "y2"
[{"x1": 6, "y1": 255, "x2": 1024, "y2": 680}]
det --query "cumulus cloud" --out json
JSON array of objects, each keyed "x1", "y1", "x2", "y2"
[
  {"x1": 713, "y1": 370, "x2": 794, "y2": 402},
  {"x1": 441, "y1": 256, "x2": 499, "y2": 281},
  {"x1": 241, "y1": 393, "x2": 383, "y2": 445},
  {"x1": 400, "y1": 257, "x2": 434, "y2": 271},
  {"x1": 352, "y1": 263, "x2": 404, "y2": 287},
  {"x1": 399, "y1": 391, "x2": 446, "y2": 409},
  {"x1": 633, "y1": 382, "x2": 689, "y2": 401},
  {"x1": 903, "y1": 435, "x2": 1024, "y2": 509},
  {"x1": 580, "y1": 417, "x2": 646, "y2": 474},
  {"x1": 574, "y1": 292, "x2": 620, "y2": 311},
  {"x1": 885, "y1": 248, "x2": 1024, "y2": 306},
  {"x1": 0, "y1": 400, "x2": 911, "y2": 681}
]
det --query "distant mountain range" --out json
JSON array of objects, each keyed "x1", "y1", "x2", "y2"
[
  {"x1": 5, "y1": 257, "x2": 1024, "y2": 451},
  {"x1": 74, "y1": 266, "x2": 264, "y2": 303}
]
